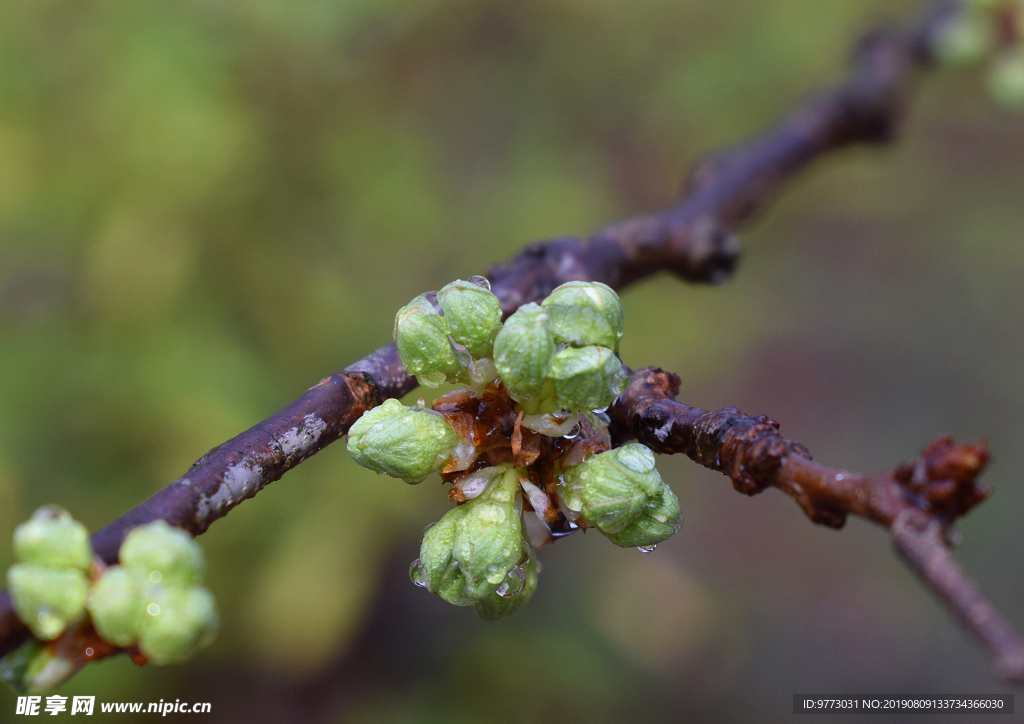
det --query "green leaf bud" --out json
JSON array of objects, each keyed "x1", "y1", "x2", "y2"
[
  {"x1": 394, "y1": 294, "x2": 461, "y2": 388},
  {"x1": 138, "y1": 586, "x2": 219, "y2": 665},
  {"x1": 437, "y1": 280, "x2": 503, "y2": 359},
  {"x1": 119, "y1": 520, "x2": 205, "y2": 587},
  {"x1": 416, "y1": 466, "x2": 527, "y2": 605},
  {"x1": 347, "y1": 398, "x2": 460, "y2": 482},
  {"x1": 86, "y1": 566, "x2": 144, "y2": 647},
  {"x1": 473, "y1": 549, "x2": 539, "y2": 621},
  {"x1": 7, "y1": 564, "x2": 89, "y2": 640},
  {"x1": 13, "y1": 506, "x2": 92, "y2": 572},
  {"x1": 493, "y1": 303, "x2": 555, "y2": 403},
  {"x1": 550, "y1": 345, "x2": 627, "y2": 411},
  {"x1": 561, "y1": 443, "x2": 681, "y2": 547},
  {"x1": 0, "y1": 640, "x2": 78, "y2": 694},
  {"x1": 989, "y1": 53, "x2": 1024, "y2": 108},
  {"x1": 541, "y1": 281, "x2": 624, "y2": 351}
]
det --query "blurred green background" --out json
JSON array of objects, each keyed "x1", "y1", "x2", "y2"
[{"x1": 1, "y1": 0, "x2": 1023, "y2": 721}]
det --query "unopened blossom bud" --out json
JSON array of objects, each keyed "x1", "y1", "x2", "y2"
[
  {"x1": 493, "y1": 303, "x2": 555, "y2": 404},
  {"x1": 86, "y1": 566, "x2": 144, "y2": 647},
  {"x1": 138, "y1": 586, "x2": 219, "y2": 665},
  {"x1": 394, "y1": 294, "x2": 461, "y2": 388},
  {"x1": 473, "y1": 549, "x2": 539, "y2": 621},
  {"x1": 0, "y1": 640, "x2": 78, "y2": 694},
  {"x1": 550, "y1": 345, "x2": 627, "y2": 411},
  {"x1": 414, "y1": 504, "x2": 472, "y2": 605},
  {"x1": 347, "y1": 398, "x2": 460, "y2": 482},
  {"x1": 541, "y1": 281, "x2": 624, "y2": 351},
  {"x1": 416, "y1": 466, "x2": 527, "y2": 604},
  {"x1": 13, "y1": 506, "x2": 91, "y2": 573},
  {"x1": 561, "y1": 443, "x2": 681, "y2": 548},
  {"x1": 119, "y1": 521, "x2": 205, "y2": 587},
  {"x1": 603, "y1": 486, "x2": 682, "y2": 548},
  {"x1": 7, "y1": 565, "x2": 89, "y2": 640},
  {"x1": 438, "y1": 280, "x2": 503, "y2": 360}
]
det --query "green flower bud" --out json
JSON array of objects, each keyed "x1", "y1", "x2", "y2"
[
  {"x1": 989, "y1": 53, "x2": 1024, "y2": 108},
  {"x1": 415, "y1": 466, "x2": 527, "y2": 605},
  {"x1": 138, "y1": 586, "x2": 219, "y2": 665},
  {"x1": 603, "y1": 486, "x2": 682, "y2": 548},
  {"x1": 13, "y1": 506, "x2": 91, "y2": 572},
  {"x1": 473, "y1": 549, "x2": 539, "y2": 621},
  {"x1": 413, "y1": 505, "x2": 473, "y2": 605},
  {"x1": 394, "y1": 294, "x2": 461, "y2": 388},
  {"x1": 347, "y1": 398, "x2": 460, "y2": 482},
  {"x1": 86, "y1": 566, "x2": 144, "y2": 647},
  {"x1": 7, "y1": 565, "x2": 89, "y2": 640},
  {"x1": 550, "y1": 345, "x2": 627, "y2": 411},
  {"x1": 119, "y1": 520, "x2": 205, "y2": 587},
  {"x1": 561, "y1": 443, "x2": 681, "y2": 548},
  {"x1": 541, "y1": 281, "x2": 624, "y2": 351},
  {"x1": 0, "y1": 640, "x2": 78, "y2": 694},
  {"x1": 437, "y1": 280, "x2": 503, "y2": 359},
  {"x1": 493, "y1": 303, "x2": 555, "y2": 403}
]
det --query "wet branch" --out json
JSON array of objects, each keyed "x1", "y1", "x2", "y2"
[
  {"x1": 0, "y1": 0, "x2": 964, "y2": 660},
  {"x1": 608, "y1": 366, "x2": 1024, "y2": 684}
]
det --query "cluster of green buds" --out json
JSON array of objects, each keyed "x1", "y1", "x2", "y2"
[
  {"x1": 7, "y1": 507, "x2": 92, "y2": 641},
  {"x1": 494, "y1": 281, "x2": 626, "y2": 417},
  {"x1": 1, "y1": 510, "x2": 218, "y2": 693},
  {"x1": 87, "y1": 521, "x2": 218, "y2": 665},
  {"x1": 933, "y1": 0, "x2": 1024, "y2": 107},
  {"x1": 393, "y1": 277, "x2": 503, "y2": 389},
  {"x1": 410, "y1": 465, "x2": 536, "y2": 618},
  {"x1": 348, "y1": 276, "x2": 682, "y2": 619}
]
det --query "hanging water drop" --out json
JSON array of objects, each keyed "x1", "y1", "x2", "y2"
[
  {"x1": 563, "y1": 422, "x2": 582, "y2": 440},
  {"x1": 468, "y1": 275, "x2": 491, "y2": 291},
  {"x1": 637, "y1": 544, "x2": 657, "y2": 553},
  {"x1": 409, "y1": 559, "x2": 427, "y2": 588},
  {"x1": 496, "y1": 566, "x2": 526, "y2": 598}
]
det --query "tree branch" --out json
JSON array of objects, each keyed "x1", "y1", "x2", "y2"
[
  {"x1": 608, "y1": 366, "x2": 1024, "y2": 684},
  {"x1": 0, "y1": 0, "x2": 962, "y2": 658}
]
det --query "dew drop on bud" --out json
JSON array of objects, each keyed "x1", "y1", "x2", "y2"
[
  {"x1": 637, "y1": 545, "x2": 657, "y2": 553},
  {"x1": 468, "y1": 275, "x2": 491, "y2": 291},
  {"x1": 563, "y1": 422, "x2": 581, "y2": 440},
  {"x1": 409, "y1": 559, "x2": 427, "y2": 588},
  {"x1": 496, "y1": 566, "x2": 526, "y2": 598}
]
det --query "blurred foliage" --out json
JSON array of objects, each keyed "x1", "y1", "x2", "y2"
[{"x1": 1, "y1": 0, "x2": 1024, "y2": 721}]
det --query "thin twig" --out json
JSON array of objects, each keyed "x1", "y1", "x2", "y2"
[
  {"x1": 608, "y1": 366, "x2": 1024, "y2": 683},
  {"x1": 0, "y1": 0, "x2": 961, "y2": 659}
]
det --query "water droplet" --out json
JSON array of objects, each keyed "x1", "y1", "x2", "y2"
[
  {"x1": 468, "y1": 275, "x2": 491, "y2": 291},
  {"x1": 593, "y1": 407, "x2": 608, "y2": 415},
  {"x1": 563, "y1": 423, "x2": 581, "y2": 440},
  {"x1": 496, "y1": 566, "x2": 526, "y2": 598},
  {"x1": 637, "y1": 545, "x2": 657, "y2": 553},
  {"x1": 149, "y1": 570, "x2": 162, "y2": 583},
  {"x1": 485, "y1": 563, "x2": 506, "y2": 585},
  {"x1": 409, "y1": 559, "x2": 427, "y2": 588},
  {"x1": 147, "y1": 603, "x2": 161, "y2": 616},
  {"x1": 420, "y1": 523, "x2": 436, "y2": 541},
  {"x1": 85, "y1": 648, "x2": 94, "y2": 657},
  {"x1": 37, "y1": 612, "x2": 49, "y2": 624}
]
